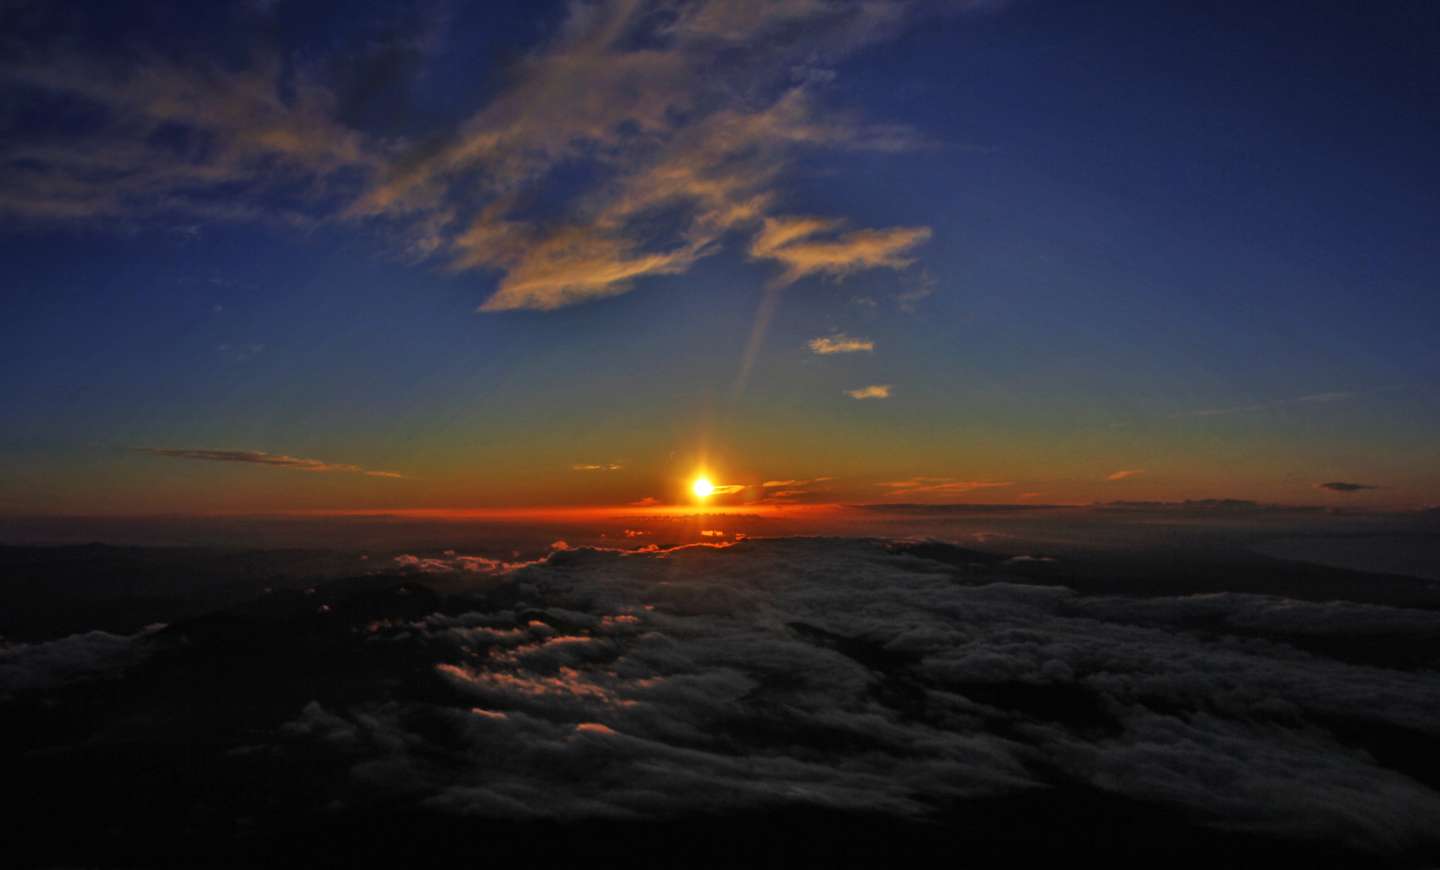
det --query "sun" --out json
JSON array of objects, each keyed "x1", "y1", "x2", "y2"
[{"x1": 691, "y1": 477, "x2": 715, "y2": 499}]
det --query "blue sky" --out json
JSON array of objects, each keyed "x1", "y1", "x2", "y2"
[{"x1": 2, "y1": 0, "x2": 1437, "y2": 512}]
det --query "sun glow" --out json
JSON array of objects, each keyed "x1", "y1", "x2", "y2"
[{"x1": 691, "y1": 477, "x2": 715, "y2": 499}]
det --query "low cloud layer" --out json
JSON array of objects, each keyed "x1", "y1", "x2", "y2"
[
  {"x1": 1, "y1": 626, "x2": 159, "y2": 693},
  {"x1": 266, "y1": 538, "x2": 1440, "y2": 853},
  {"x1": 133, "y1": 448, "x2": 404, "y2": 479}
]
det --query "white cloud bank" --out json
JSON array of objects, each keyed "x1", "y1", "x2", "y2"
[{"x1": 276, "y1": 538, "x2": 1440, "y2": 853}]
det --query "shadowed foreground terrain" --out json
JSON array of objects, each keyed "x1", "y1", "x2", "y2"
[{"x1": 5, "y1": 535, "x2": 1440, "y2": 867}]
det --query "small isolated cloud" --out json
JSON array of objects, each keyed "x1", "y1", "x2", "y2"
[
  {"x1": 1317, "y1": 481, "x2": 1379, "y2": 493},
  {"x1": 878, "y1": 477, "x2": 1012, "y2": 497},
  {"x1": 808, "y1": 334, "x2": 874, "y2": 355},
  {"x1": 845, "y1": 384, "x2": 891, "y2": 400},
  {"x1": 752, "y1": 216, "x2": 931, "y2": 285},
  {"x1": 133, "y1": 448, "x2": 404, "y2": 479},
  {"x1": 572, "y1": 463, "x2": 623, "y2": 472},
  {"x1": 1107, "y1": 469, "x2": 1145, "y2": 481}
]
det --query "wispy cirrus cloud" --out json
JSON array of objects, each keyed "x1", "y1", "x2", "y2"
[
  {"x1": 762, "y1": 477, "x2": 833, "y2": 488},
  {"x1": 450, "y1": 36, "x2": 936, "y2": 311},
  {"x1": 877, "y1": 477, "x2": 1012, "y2": 497},
  {"x1": 1106, "y1": 469, "x2": 1145, "y2": 481},
  {"x1": 845, "y1": 384, "x2": 892, "y2": 400},
  {"x1": 572, "y1": 463, "x2": 623, "y2": 472},
  {"x1": 1, "y1": 49, "x2": 372, "y2": 224},
  {"x1": 132, "y1": 448, "x2": 405, "y2": 479},
  {"x1": 895, "y1": 270, "x2": 937, "y2": 312},
  {"x1": 808, "y1": 334, "x2": 874, "y2": 355},
  {"x1": 4, "y1": 1, "x2": 964, "y2": 312},
  {"x1": 759, "y1": 476, "x2": 834, "y2": 501}
]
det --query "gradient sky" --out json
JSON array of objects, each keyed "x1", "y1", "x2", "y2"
[{"x1": 2, "y1": 0, "x2": 1438, "y2": 514}]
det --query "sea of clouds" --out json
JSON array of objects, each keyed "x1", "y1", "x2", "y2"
[{"x1": 262, "y1": 537, "x2": 1440, "y2": 854}]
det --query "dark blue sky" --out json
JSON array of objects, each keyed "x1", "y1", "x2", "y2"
[{"x1": 2, "y1": 0, "x2": 1437, "y2": 512}]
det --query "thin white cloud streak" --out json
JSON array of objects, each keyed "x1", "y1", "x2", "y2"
[
  {"x1": 1106, "y1": 469, "x2": 1145, "y2": 481},
  {"x1": 762, "y1": 477, "x2": 833, "y2": 488},
  {"x1": 731, "y1": 284, "x2": 784, "y2": 403},
  {"x1": 132, "y1": 448, "x2": 406, "y2": 479}
]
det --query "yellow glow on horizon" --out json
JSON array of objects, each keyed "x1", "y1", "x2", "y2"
[
  {"x1": 270, "y1": 503, "x2": 840, "y2": 519},
  {"x1": 691, "y1": 477, "x2": 715, "y2": 499}
]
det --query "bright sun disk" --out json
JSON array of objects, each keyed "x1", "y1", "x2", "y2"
[{"x1": 691, "y1": 477, "x2": 715, "y2": 498}]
